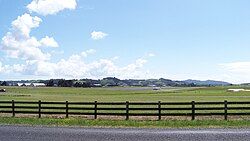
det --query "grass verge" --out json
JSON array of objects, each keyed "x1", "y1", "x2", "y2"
[{"x1": 0, "y1": 117, "x2": 249, "y2": 128}]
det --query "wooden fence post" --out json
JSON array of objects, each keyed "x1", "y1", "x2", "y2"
[
  {"x1": 66, "y1": 101, "x2": 69, "y2": 118},
  {"x1": 126, "y1": 101, "x2": 129, "y2": 120},
  {"x1": 38, "y1": 100, "x2": 41, "y2": 118},
  {"x1": 94, "y1": 101, "x2": 97, "y2": 119},
  {"x1": 12, "y1": 100, "x2": 15, "y2": 117},
  {"x1": 191, "y1": 101, "x2": 195, "y2": 120},
  {"x1": 158, "y1": 101, "x2": 161, "y2": 120},
  {"x1": 224, "y1": 100, "x2": 228, "y2": 120}
]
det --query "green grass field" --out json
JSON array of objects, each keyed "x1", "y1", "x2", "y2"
[
  {"x1": 0, "y1": 86, "x2": 250, "y2": 102},
  {"x1": 0, "y1": 86, "x2": 249, "y2": 127}
]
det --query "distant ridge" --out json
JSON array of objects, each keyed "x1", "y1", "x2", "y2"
[
  {"x1": 0, "y1": 77, "x2": 232, "y2": 87},
  {"x1": 183, "y1": 79, "x2": 231, "y2": 86}
]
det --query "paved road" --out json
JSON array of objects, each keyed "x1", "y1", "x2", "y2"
[{"x1": 0, "y1": 125, "x2": 249, "y2": 141}]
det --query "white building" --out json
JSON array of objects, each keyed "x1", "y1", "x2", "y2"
[
  {"x1": 17, "y1": 83, "x2": 45, "y2": 87},
  {"x1": 30, "y1": 83, "x2": 46, "y2": 87},
  {"x1": 17, "y1": 83, "x2": 31, "y2": 86}
]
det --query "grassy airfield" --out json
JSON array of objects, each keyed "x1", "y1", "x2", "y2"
[{"x1": 0, "y1": 86, "x2": 249, "y2": 102}]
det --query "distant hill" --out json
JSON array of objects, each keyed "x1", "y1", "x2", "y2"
[
  {"x1": 0, "y1": 78, "x2": 232, "y2": 87},
  {"x1": 183, "y1": 79, "x2": 231, "y2": 86},
  {"x1": 239, "y1": 83, "x2": 250, "y2": 86}
]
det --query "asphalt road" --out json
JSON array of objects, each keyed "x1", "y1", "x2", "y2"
[{"x1": 0, "y1": 125, "x2": 249, "y2": 141}]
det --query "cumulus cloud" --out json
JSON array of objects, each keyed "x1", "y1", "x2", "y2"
[
  {"x1": 1, "y1": 34, "x2": 50, "y2": 60},
  {"x1": 0, "y1": 0, "x2": 154, "y2": 80},
  {"x1": 1, "y1": 13, "x2": 53, "y2": 61},
  {"x1": 91, "y1": 31, "x2": 108, "y2": 40},
  {"x1": 81, "y1": 49, "x2": 96, "y2": 57},
  {"x1": 1, "y1": 50, "x2": 151, "y2": 79},
  {"x1": 11, "y1": 13, "x2": 41, "y2": 38},
  {"x1": 0, "y1": 61, "x2": 25, "y2": 74},
  {"x1": 27, "y1": 0, "x2": 77, "y2": 16},
  {"x1": 40, "y1": 36, "x2": 58, "y2": 47}
]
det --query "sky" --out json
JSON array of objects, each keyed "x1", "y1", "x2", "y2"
[{"x1": 1, "y1": 0, "x2": 250, "y2": 84}]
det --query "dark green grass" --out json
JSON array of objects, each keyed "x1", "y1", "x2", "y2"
[{"x1": 0, "y1": 117, "x2": 249, "y2": 128}]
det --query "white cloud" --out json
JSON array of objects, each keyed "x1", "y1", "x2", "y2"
[
  {"x1": 27, "y1": 0, "x2": 77, "y2": 16},
  {"x1": 0, "y1": 62, "x2": 3, "y2": 73},
  {"x1": 0, "y1": 51, "x2": 152, "y2": 79},
  {"x1": 220, "y1": 62, "x2": 250, "y2": 73},
  {"x1": 91, "y1": 31, "x2": 108, "y2": 40},
  {"x1": 0, "y1": 1, "x2": 153, "y2": 80},
  {"x1": 148, "y1": 53, "x2": 155, "y2": 57},
  {"x1": 112, "y1": 56, "x2": 119, "y2": 61},
  {"x1": 0, "y1": 61, "x2": 25, "y2": 74},
  {"x1": 86, "y1": 49, "x2": 96, "y2": 54},
  {"x1": 1, "y1": 13, "x2": 55, "y2": 61},
  {"x1": 1, "y1": 33, "x2": 50, "y2": 60},
  {"x1": 40, "y1": 36, "x2": 58, "y2": 47},
  {"x1": 11, "y1": 13, "x2": 42, "y2": 38},
  {"x1": 80, "y1": 49, "x2": 96, "y2": 57},
  {"x1": 220, "y1": 61, "x2": 250, "y2": 83},
  {"x1": 51, "y1": 50, "x2": 64, "y2": 55}
]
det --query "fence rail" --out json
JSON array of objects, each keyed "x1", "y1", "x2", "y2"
[{"x1": 0, "y1": 100, "x2": 249, "y2": 120}]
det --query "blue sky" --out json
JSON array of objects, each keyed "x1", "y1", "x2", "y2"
[{"x1": 1, "y1": 0, "x2": 250, "y2": 83}]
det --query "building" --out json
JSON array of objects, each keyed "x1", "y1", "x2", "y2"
[
  {"x1": 17, "y1": 83, "x2": 45, "y2": 87},
  {"x1": 30, "y1": 83, "x2": 46, "y2": 87},
  {"x1": 17, "y1": 83, "x2": 31, "y2": 87}
]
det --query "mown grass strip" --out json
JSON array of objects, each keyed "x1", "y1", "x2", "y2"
[{"x1": 0, "y1": 117, "x2": 249, "y2": 128}]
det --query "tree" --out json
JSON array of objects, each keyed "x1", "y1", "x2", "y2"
[
  {"x1": 0, "y1": 81, "x2": 7, "y2": 86},
  {"x1": 46, "y1": 79, "x2": 54, "y2": 86}
]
